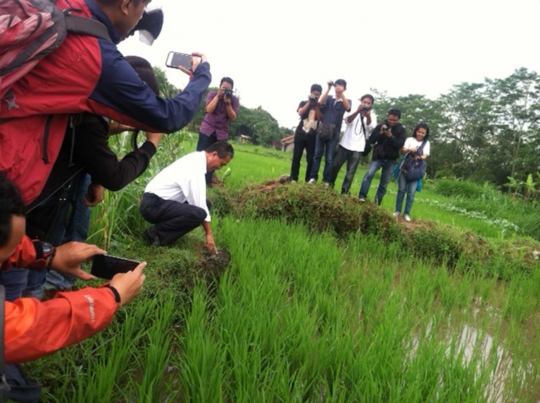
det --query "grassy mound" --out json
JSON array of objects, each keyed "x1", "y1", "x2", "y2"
[{"x1": 212, "y1": 180, "x2": 540, "y2": 279}]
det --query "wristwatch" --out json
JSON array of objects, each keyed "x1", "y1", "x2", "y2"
[{"x1": 40, "y1": 242, "x2": 56, "y2": 270}]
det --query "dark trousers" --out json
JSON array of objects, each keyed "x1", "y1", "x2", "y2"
[
  {"x1": 197, "y1": 132, "x2": 218, "y2": 185},
  {"x1": 139, "y1": 193, "x2": 207, "y2": 245},
  {"x1": 310, "y1": 132, "x2": 340, "y2": 183},
  {"x1": 290, "y1": 131, "x2": 316, "y2": 182},
  {"x1": 330, "y1": 145, "x2": 363, "y2": 195}
]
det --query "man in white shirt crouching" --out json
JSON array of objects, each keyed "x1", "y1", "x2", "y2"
[{"x1": 139, "y1": 141, "x2": 234, "y2": 251}]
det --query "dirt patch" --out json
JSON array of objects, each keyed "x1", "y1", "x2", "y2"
[{"x1": 196, "y1": 249, "x2": 231, "y2": 291}]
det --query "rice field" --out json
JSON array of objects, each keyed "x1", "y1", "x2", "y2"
[{"x1": 26, "y1": 134, "x2": 540, "y2": 402}]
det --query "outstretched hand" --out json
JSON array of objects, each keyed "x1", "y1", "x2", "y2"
[
  {"x1": 51, "y1": 242, "x2": 106, "y2": 281},
  {"x1": 110, "y1": 262, "x2": 146, "y2": 307}
]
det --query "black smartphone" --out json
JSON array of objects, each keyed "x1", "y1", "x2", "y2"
[
  {"x1": 91, "y1": 254, "x2": 140, "y2": 280},
  {"x1": 166, "y1": 51, "x2": 192, "y2": 70}
]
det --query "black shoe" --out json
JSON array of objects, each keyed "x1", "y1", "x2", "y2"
[{"x1": 142, "y1": 226, "x2": 162, "y2": 246}]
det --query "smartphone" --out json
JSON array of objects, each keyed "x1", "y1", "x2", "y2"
[
  {"x1": 91, "y1": 254, "x2": 140, "y2": 280},
  {"x1": 166, "y1": 51, "x2": 192, "y2": 70}
]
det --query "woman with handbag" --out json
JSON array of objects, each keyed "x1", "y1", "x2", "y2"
[{"x1": 394, "y1": 123, "x2": 431, "y2": 222}]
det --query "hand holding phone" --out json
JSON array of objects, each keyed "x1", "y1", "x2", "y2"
[
  {"x1": 166, "y1": 52, "x2": 193, "y2": 70},
  {"x1": 91, "y1": 254, "x2": 140, "y2": 280}
]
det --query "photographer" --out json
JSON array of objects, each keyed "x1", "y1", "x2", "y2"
[
  {"x1": 330, "y1": 94, "x2": 377, "y2": 194},
  {"x1": 308, "y1": 79, "x2": 351, "y2": 185},
  {"x1": 358, "y1": 108, "x2": 406, "y2": 205},
  {"x1": 198, "y1": 77, "x2": 239, "y2": 185},
  {"x1": 289, "y1": 84, "x2": 323, "y2": 182},
  {"x1": 0, "y1": 173, "x2": 146, "y2": 364}
]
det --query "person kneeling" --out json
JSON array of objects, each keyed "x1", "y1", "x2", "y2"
[{"x1": 139, "y1": 141, "x2": 234, "y2": 251}]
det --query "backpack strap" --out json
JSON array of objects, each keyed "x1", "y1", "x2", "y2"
[
  {"x1": 65, "y1": 14, "x2": 111, "y2": 42},
  {"x1": 417, "y1": 139, "x2": 427, "y2": 156}
]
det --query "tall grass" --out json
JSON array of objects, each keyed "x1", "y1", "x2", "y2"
[{"x1": 174, "y1": 217, "x2": 540, "y2": 402}]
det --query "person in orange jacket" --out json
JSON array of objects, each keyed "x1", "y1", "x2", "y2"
[{"x1": 0, "y1": 174, "x2": 146, "y2": 363}]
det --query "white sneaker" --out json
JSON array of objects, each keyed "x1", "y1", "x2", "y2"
[
  {"x1": 404, "y1": 214, "x2": 411, "y2": 222},
  {"x1": 359, "y1": 197, "x2": 366, "y2": 202},
  {"x1": 324, "y1": 182, "x2": 330, "y2": 188},
  {"x1": 308, "y1": 179, "x2": 316, "y2": 184},
  {"x1": 393, "y1": 212, "x2": 399, "y2": 217},
  {"x1": 291, "y1": 180, "x2": 297, "y2": 183}
]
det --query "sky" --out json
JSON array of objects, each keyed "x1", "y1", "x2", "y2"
[{"x1": 119, "y1": 0, "x2": 540, "y2": 131}]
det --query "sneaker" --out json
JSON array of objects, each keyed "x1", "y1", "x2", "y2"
[
  {"x1": 393, "y1": 212, "x2": 399, "y2": 217},
  {"x1": 324, "y1": 182, "x2": 330, "y2": 188},
  {"x1": 308, "y1": 178, "x2": 316, "y2": 184},
  {"x1": 359, "y1": 197, "x2": 366, "y2": 202},
  {"x1": 142, "y1": 226, "x2": 162, "y2": 246},
  {"x1": 291, "y1": 180, "x2": 297, "y2": 183},
  {"x1": 404, "y1": 214, "x2": 411, "y2": 222}
]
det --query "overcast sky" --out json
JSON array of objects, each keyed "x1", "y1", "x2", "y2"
[{"x1": 119, "y1": 0, "x2": 540, "y2": 130}]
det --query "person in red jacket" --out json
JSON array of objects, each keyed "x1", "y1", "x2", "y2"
[
  {"x1": 1, "y1": 0, "x2": 212, "y2": 205},
  {"x1": 0, "y1": 173, "x2": 146, "y2": 364}
]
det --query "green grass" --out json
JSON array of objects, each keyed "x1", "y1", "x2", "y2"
[{"x1": 25, "y1": 136, "x2": 540, "y2": 402}]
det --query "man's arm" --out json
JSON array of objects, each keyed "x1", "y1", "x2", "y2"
[
  {"x1": 89, "y1": 48, "x2": 212, "y2": 134},
  {"x1": 5, "y1": 287, "x2": 117, "y2": 363},
  {"x1": 205, "y1": 90, "x2": 221, "y2": 114},
  {"x1": 318, "y1": 83, "x2": 332, "y2": 105},
  {"x1": 387, "y1": 126, "x2": 406, "y2": 149},
  {"x1": 77, "y1": 117, "x2": 158, "y2": 191},
  {"x1": 297, "y1": 100, "x2": 310, "y2": 116},
  {"x1": 340, "y1": 96, "x2": 351, "y2": 112},
  {"x1": 201, "y1": 222, "x2": 217, "y2": 253},
  {"x1": 223, "y1": 96, "x2": 237, "y2": 121},
  {"x1": 5, "y1": 262, "x2": 146, "y2": 363}
]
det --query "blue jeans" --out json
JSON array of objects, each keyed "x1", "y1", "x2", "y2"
[
  {"x1": 310, "y1": 133, "x2": 339, "y2": 183},
  {"x1": 395, "y1": 172, "x2": 418, "y2": 215},
  {"x1": 359, "y1": 159, "x2": 396, "y2": 205},
  {"x1": 0, "y1": 269, "x2": 29, "y2": 301},
  {"x1": 331, "y1": 145, "x2": 363, "y2": 195}
]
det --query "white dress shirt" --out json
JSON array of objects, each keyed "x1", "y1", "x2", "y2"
[
  {"x1": 339, "y1": 110, "x2": 378, "y2": 152},
  {"x1": 145, "y1": 151, "x2": 211, "y2": 222}
]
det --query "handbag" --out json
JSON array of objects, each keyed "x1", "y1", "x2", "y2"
[
  {"x1": 317, "y1": 122, "x2": 335, "y2": 140},
  {"x1": 401, "y1": 140, "x2": 428, "y2": 181}
]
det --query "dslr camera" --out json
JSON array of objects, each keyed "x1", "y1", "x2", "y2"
[
  {"x1": 328, "y1": 81, "x2": 335, "y2": 87},
  {"x1": 361, "y1": 105, "x2": 371, "y2": 112},
  {"x1": 382, "y1": 125, "x2": 390, "y2": 132},
  {"x1": 224, "y1": 89, "x2": 233, "y2": 99},
  {"x1": 309, "y1": 95, "x2": 319, "y2": 104}
]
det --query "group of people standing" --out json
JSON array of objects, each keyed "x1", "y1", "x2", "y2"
[{"x1": 290, "y1": 81, "x2": 431, "y2": 222}]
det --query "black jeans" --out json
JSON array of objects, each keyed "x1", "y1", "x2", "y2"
[
  {"x1": 331, "y1": 145, "x2": 363, "y2": 194},
  {"x1": 196, "y1": 132, "x2": 218, "y2": 185},
  {"x1": 139, "y1": 193, "x2": 207, "y2": 245},
  {"x1": 290, "y1": 130, "x2": 316, "y2": 182}
]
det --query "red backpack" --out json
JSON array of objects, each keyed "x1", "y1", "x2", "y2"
[{"x1": 0, "y1": 0, "x2": 110, "y2": 104}]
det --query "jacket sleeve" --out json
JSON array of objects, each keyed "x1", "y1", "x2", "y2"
[
  {"x1": 387, "y1": 126, "x2": 406, "y2": 149},
  {"x1": 87, "y1": 42, "x2": 212, "y2": 134},
  {"x1": 5, "y1": 287, "x2": 118, "y2": 363},
  {"x1": 0, "y1": 236, "x2": 46, "y2": 271},
  {"x1": 369, "y1": 124, "x2": 384, "y2": 144},
  {"x1": 76, "y1": 117, "x2": 156, "y2": 191}
]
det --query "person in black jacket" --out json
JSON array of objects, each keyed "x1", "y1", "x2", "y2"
[
  {"x1": 358, "y1": 108, "x2": 406, "y2": 205},
  {"x1": 20, "y1": 56, "x2": 163, "y2": 297}
]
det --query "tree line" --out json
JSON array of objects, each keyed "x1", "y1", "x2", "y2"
[{"x1": 154, "y1": 67, "x2": 540, "y2": 189}]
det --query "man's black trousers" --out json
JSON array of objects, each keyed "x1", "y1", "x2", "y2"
[
  {"x1": 139, "y1": 193, "x2": 207, "y2": 245},
  {"x1": 290, "y1": 131, "x2": 316, "y2": 182}
]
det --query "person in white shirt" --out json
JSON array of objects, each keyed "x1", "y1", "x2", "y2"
[
  {"x1": 330, "y1": 94, "x2": 377, "y2": 194},
  {"x1": 139, "y1": 141, "x2": 234, "y2": 250},
  {"x1": 394, "y1": 123, "x2": 431, "y2": 222}
]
